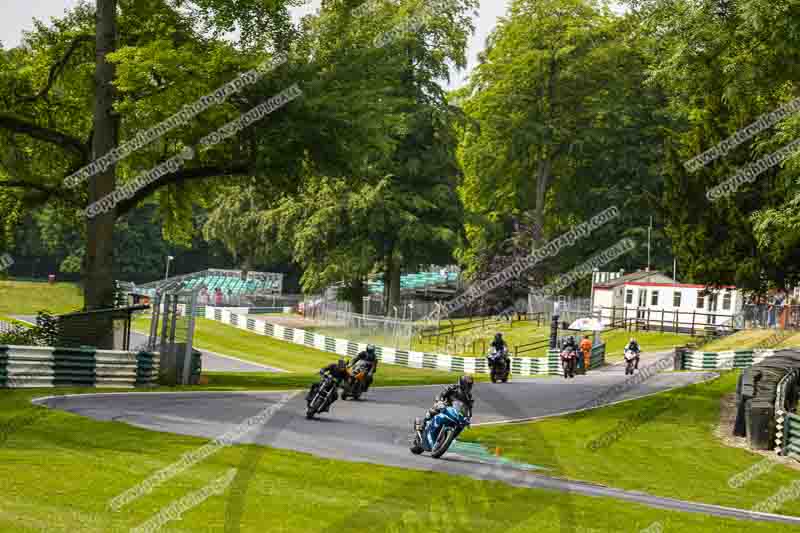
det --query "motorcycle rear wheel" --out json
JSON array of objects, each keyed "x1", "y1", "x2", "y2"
[{"x1": 410, "y1": 434, "x2": 424, "y2": 455}]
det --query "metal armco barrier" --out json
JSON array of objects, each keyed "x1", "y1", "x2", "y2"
[
  {"x1": 205, "y1": 306, "x2": 606, "y2": 376},
  {"x1": 589, "y1": 343, "x2": 606, "y2": 370},
  {"x1": 0, "y1": 345, "x2": 159, "y2": 388},
  {"x1": 776, "y1": 411, "x2": 800, "y2": 459}
]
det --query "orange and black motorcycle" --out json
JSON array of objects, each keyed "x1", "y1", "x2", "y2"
[{"x1": 341, "y1": 359, "x2": 371, "y2": 400}]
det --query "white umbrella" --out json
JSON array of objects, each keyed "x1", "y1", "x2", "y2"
[{"x1": 568, "y1": 317, "x2": 605, "y2": 331}]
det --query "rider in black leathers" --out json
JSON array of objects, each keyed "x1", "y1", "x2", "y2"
[
  {"x1": 561, "y1": 335, "x2": 579, "y2": 377},
  {"x1": 307, "y1": 359, "x2": 349, "y2": 412},
  {"x1": 562, "y1": 335, "x2": 579, "y2": 353},
  {"x1": 351, "y1": 344, "x2": 379, "y2": 390},
  {"x1": 422, "y1": 375, "x2": 474, "y2": 429},
  {"x1": 488, "y1": 332, "x2": 511, "y2": 372}
]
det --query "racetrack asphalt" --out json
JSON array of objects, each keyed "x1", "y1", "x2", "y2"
[{"x1": 32, "y1": 366, "x2": 800, "y2": 526}]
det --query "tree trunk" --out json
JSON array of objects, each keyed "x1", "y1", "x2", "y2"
[
  {"x1": 533, "y1": 157, "x2": 551, "y2": 244},
  {"x1": 389, "y1": 253, "x2": 401, "y2": 316},
  {"x1": 382, "y1": 253, "x2": 391, "y2": 316},
  {"x1": 349, "y1": 277, "x2": 366, "y2": 315},
  {"x1": 83, "y1": 0, "x2": 118, "y2": 348}
]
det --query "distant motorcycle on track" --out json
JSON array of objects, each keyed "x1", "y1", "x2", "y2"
[
  {"x1": 487, "y1": 347, "x2": 510, "y2": 383},
  {"x1": 410, "y1": 399, "x2": 471, "y2": 459},
  {"x1": 624, "y1": 349, "x2": 639, "y2": 375},
  {"x1": 560, "y1": 347, "x2": 578, "y2": 379},
  {"x1": 341, "y1": 359, "x2": 371, "y2": 400},
  {"x1": 305, "y1": 373, "x2": 338, "y2": 419}
]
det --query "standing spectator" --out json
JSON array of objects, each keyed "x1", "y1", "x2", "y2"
[
  {"x1": 227, "y1": 288, "x2": 235, "y2": 306},
  {"x1": 214, "y1": 287, "x2": 223, "y2": 307},
  {"x1": 768, "y1": 293, "x2": 778, "y2": 329},
  {"x1": 579, "y1": 335, "x2": 593, "y2": 373},
  {"x1": 757, "y1": 294, "x2": 767, "y2": 328},
  {"x1": 776, "y1": 290, "x2": 787, "y2": 329},
  {"x1": 199, "y1": 285, "x2": 209, "y2": 305}
]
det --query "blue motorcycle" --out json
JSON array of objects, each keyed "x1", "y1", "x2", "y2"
[{"x1": 410, "y1": 399, "x2": 471, "y2": 458}]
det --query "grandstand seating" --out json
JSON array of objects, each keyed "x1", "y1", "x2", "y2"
[
  {"x1": 367, "y1": 271, "x2": 458, "y2": 294},
  {"x1": 182, "y1": 275, "x2": 279, "y2": 295}
]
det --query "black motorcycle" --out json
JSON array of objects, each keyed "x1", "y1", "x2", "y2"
[
  {"x1": 306, "y1": 373, "x2": 338, "y2": 419},
  {"x1": 487, "y1": 347, "x2": 510, "y2": 383},
  {"x1": 560, "y1": 347, "x2": 578, "y2": 379}
]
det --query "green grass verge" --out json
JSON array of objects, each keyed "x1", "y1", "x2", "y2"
[
  {"x1": 0, "y1": 279, "x2": 84, "y2": 316},
  {"x1": 0, "y1": 386, "x2": 795, "y2": 532},
  {"x1": 133, "y1": 317, "x2": 469, "y2": 386},
  {"x1": 703, "y1": 329, "x2": 800, "y2": 351},
  {"x1": 463, "y1": 371, "x2": 800, "y2": 516},
  {"x1": 600, "y1": 330, "x2": 691, "y2": 361}
]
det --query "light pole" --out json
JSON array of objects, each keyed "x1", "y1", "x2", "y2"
[{"x1": 164, "y1": 255, "x2": 174, "y2": 281}]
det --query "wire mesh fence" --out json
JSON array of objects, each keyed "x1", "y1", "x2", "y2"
[
  {"x1": 301, "y1": 300, "x2": 419, "y2": 349},
  {"x1": 736, "y1": 304, "x2": 800, "y2": 330}
]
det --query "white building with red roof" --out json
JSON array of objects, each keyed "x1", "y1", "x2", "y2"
[{"x1": 591, "y1": 270, "x2": 742, "y2": 333}]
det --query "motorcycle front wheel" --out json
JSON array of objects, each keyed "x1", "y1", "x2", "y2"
[
  {"x1": 430, "y1": 427, "x2": 458, "y2": 459},
  {"x1": 306, "y1": 389, "x2": 327, "y2": 419},
  {"x1": 352, "y1": 384, "x2": 363, "y2": 400}
]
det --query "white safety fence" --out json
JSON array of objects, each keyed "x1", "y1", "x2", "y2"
[{"x1": 204, "y1": 306, "x2": 570, "y2": 376}]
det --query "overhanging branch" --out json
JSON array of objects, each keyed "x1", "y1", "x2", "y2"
[
  {"x1": 0, "y1": 113, "x2": 89, "y2": 160},
  {"x1": 115, "y1": 163, "x2": 253, "y2": 216},
  {"x1": 18, "y1": 34, "x2": 94, "y2": 103},
  {"x1": 0, "y1": 180, "x2": 59, "y2": 194}
]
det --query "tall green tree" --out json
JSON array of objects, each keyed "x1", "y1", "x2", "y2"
[
  {"x1": 627, "y1": 0, "x2": 800, "y2": 292},
  {"x1": 454, "y1": 0, "x2": 665, "y2": 293},
  {"x1": 203, "y1": 0, "x2": 475, "y2": 312},
  {"x1": 0, "y1": 0, "x2": 301, "y2": 336}
]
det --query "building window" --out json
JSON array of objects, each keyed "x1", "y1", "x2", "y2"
[
  {"x1": 625, "y1": 289, "x2": 633, "y2": 304},
  {"x1": 696, "y1": 294, "x2": 705, "y2": 309},
  {"x1": 651, "y1": 290, "x2": 659, "y2": 306},
  {"x1": 723, "y1": 292, "x2": 732, "y2": 310},
  {"x1": 673, "y1": 291, "x2": 681, "y2": 307}
]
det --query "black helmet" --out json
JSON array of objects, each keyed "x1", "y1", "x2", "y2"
[
  {"x1": 494, "y1": 332, "x2": 503, "y2": 340},
  {"x1": 458, "y1": 375, "x2": 474, "y2": 394},
  {"x1": 366, "y1": 344, "x2": 376, "y2": 355}
]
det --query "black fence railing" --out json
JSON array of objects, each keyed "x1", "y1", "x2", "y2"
[
  {"x1": 595, "y1": 306, "x2": 738, "y2": 335},
  {"x1": 415, "y1": 312, "x2": 547, "y2": 356}
]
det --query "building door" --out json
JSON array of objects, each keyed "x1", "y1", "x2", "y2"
[
  {"x1": 637, "y1": 289, "x2": 647, "y2": 319},
  {"x1": 708, "y1": 293, "x2": 718, "y2": 325}
]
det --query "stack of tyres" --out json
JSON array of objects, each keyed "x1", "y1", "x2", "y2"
[
  {"x1": 748, "y1": 399, "x2": 776, "y2": 450},
  {"x1": 735, "y1": 349, "x2": 800, "y2": 450}
]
